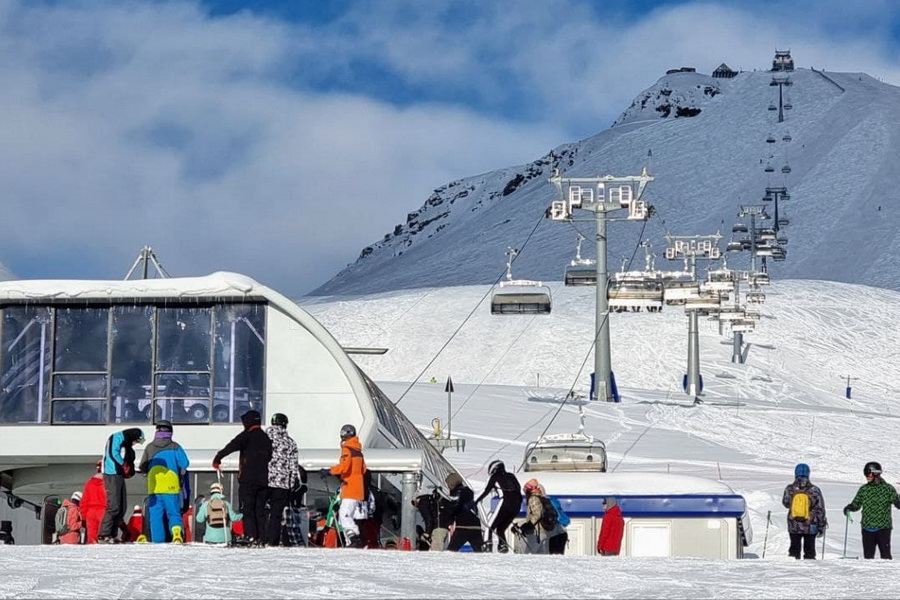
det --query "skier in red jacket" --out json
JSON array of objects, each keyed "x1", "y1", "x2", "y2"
[
  {"x1": 597, "y1": 496, "x2": 624, "y2": 556},
  {"x1": 81, "y1": 461, "x2": 106, "y2": 544}
]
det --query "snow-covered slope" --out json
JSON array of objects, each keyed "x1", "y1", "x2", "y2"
[{"x1": 315, "y1": 68, "x2": 900, "y2": 296}]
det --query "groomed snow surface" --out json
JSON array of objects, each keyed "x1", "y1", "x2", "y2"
[{"x1": 4, "y1": 279, "x2": 900, "y2": 598}]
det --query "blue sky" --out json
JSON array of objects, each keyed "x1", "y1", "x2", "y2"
[{"x1": 1, "y1": 0, "x2": 899, "y2": 295}]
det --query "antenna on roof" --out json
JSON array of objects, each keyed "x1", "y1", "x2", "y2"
[{"x1": 124, "y1": 246, "x2": 170, "y2": 280}]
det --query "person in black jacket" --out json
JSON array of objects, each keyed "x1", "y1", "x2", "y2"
[
  {"x1": 475, "y1": 460, "x2": 521, "y2": 553},
  {"x1": 446, "y1": 473, "x2": 483, "y2": 552},
  {"x1": 212, "y1": 410, "x2": 273, "y2": 546}
]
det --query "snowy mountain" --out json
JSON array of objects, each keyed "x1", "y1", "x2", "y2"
[{"x1": 314, "y1": 67, "x2": 900, "y2": 296}]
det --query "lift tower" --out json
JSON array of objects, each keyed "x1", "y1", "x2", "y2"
[
  {"x1": 549, "y1": 169, "x2": 654, "y2": 402},
  {"x1": 663, "y1": 234, "x2": 722, "y2": 401}
]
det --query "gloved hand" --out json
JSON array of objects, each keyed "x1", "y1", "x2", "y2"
[
  {"x1": 122, "y1": 463, "x2": 134, "y2": 479},
  {"x1": 212, "y1": 460, "x2": 221, "y2": 471},
  {"x1": 520, "y1": 522, "x2": 535, "y2": 536},
  {"x1": 319, "y1": 468, "x2": 331, "y2": 478},
  {"x1": 510, "y1": 523, "x2": 521, "y2": 536},
  {"x1": 817, "y1": 528, "x2": 825, "y2": 538},
  {"x1": 843, "y1": 504, "x2": 853, "y2": 516}
]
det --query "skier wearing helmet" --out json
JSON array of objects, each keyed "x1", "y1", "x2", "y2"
[
  {"x1": 264, "y1": 412, "x2": 300, "y2": 546},
  {"x1": 213, "y1": 410, "x2": 273, "y2": 546},
  {"x1": 326, "y1": 424, "x2": 367, "y2": 548},
  {"x1": 781, "y1": 463, "x2": 827, "y2": 559},
  {"x1": 844, "y1": 461, "x2": 900, "y2": 559},
  {"x1": 475, "y1": 459, "x2": 521, "y2": 553}
]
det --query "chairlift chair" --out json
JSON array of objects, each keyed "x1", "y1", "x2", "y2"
[
  {"x1": 564, "y1": 234, "x2": 597, "y2": 286},
  {"x1": 784, "y1": 101, "x2": 793, "y2": 110},
  {"x1": 768, "y1": 103, "x2": 777, "y2": 111},
  {"x1": 523, "y1": 432, "x2": 607, "y2": 473},
  {"x1": 491, "y1": 247, "x2": 552, "y2": 315},
  {"x1": 781, "y1": 164, "x2": 792, "y2": 174},
  {"x1": 776, "y1": 236, "x2": 788, "y2": 246},
  {"x1": 778, "y1": 216, "x2": 790, "y2": 227},
  {"x1": 608, "y1": 278, "x2": 664, "y2": 312},
  {"x1": 747, "y1": 291, "x2": 766, "y2": 304},
  {"x1": 732, "y1": 223, "x2": 748, "y2": 233},
  {"x1": 765, "y1": 163, "x2": 775, "y2": 173},
  {"x1": 731, "y1": 320, "x2": 756, "y2": 332},
  {"x1": 663, "y1": 280, "x2": 701, "y2": 306},
  {"x1": 766, "y1": 134, "x2": 776, "y2": 143},
  {"x1": 726, "y1": 241, "x2": 743, "y2": 252},
  {"x1": 783, "y1": 132, "x2": 792, "y2": 142}
]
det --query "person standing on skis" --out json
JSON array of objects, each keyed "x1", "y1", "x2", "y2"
[
  {"x1": 213, "y1": 410, "x2": 273, "y2": 546},
  {"x1": 844, "y1": 461, "x2": 900, "y2": 559},
  {"x1": 138, "y1": 420, "x2": 190, "y2": 544},
  {"x1": 782, "y1": 463, "x2": 827, "y2": 559},
  {"x1": 475, "y1": 460, "x2": 521, "y2": 553},
  {"x1": 324, "y1": 424, "x2": 367, "y2": 548}
]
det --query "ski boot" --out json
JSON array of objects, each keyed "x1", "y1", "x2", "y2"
[
  {"x1": 171, "y1": 526, "x2": 183, "y2": 544},
  {"x1": 135, "y1": 535, "x2": 148, "y2": 544}
]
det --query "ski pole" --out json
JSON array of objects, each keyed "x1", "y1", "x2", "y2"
[
  {"x1": 820, "y1": 525, "x2": 825, "y2": 559},
  {"x1": 762, "y1": 510, "x2": 771, "y2": 558},
  {"x1": 842, "y1": 512, "x2": 850, "y2": 558}
]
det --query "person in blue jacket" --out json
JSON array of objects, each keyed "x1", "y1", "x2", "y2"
[
  {"x1": 98, "y1": 427, "x2": 144, "y2": 543},
  {"x1": 138, "y1": 421, "x2": 190, "y2": 543}
]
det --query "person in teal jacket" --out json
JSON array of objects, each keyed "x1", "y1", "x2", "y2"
[
  {"x1": 138, "y1": 420, "x2": 190, "y2": 544},
  {"x1": 844, "y1": 461, "x2": 900, "y2": 559},
  {"x1": 196, "y1": 482, "x2": 242, "y2": 544}
]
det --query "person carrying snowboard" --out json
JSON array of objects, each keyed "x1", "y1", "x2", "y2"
[
  {"x1": 782, "y1": 463, "x2": 827, "y2": 559},
  {"x1": 475, "y1": 460, "x2": 521, "y2": 553}
]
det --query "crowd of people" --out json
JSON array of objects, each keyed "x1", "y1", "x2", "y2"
[{"x1": 46, "y1": 410, "x2": 900, "y2": 558}]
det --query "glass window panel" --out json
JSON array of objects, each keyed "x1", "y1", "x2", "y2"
[
  {"x1": 53, "y1": 374, "x2": 107, "y2": 398},
  {"x1": 0, "y1": 306, "x2": 52, "y2": 424},
  {"x1": 54, "y1": 307, "x2": 109, "y2": 372},
  {"x1": 51, "y1": 399, "x2": 106, "y2": 424},
  {"x1": 110, "y1": 306, "x2": 153, "y2": 424},
  {"x1": 155, "y1": 397, "x2": 212, "y2": 424},
  {"x1": 213, "y1": 304, "x2": 265, "y2": 423},
  {"x1": 155, "y1": 372, "x2": 211, "y2": 398},
  {"x1": 156, "y1": 307, "x2": 212, "y2": 371}
]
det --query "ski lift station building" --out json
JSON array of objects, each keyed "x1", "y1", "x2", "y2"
[{"x1": 0, "y1": 272, "x2": 459, "y2": 543}]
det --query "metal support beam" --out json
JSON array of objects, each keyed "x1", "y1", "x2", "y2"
[
  {"x1": 400, "y1": 471, "x2": 419, "y2": 548},
  {"x1": 595, "y1": 206, "x2": 612, "y2": 402},
  {"x1": 686, "y1": 309, "x2": 701, "y2": 398}
]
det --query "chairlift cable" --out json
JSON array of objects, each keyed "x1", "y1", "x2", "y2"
[{"x1": 393, "y1": 211, "x2": 547, "y2": 407}]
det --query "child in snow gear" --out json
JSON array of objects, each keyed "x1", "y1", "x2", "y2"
[
  {"x1": 138, "y1": 420, "x2": 190, "y2": 544},
  {"x1": 475, "y1": 460, "x2": 522, "y2": 553},
  {"x1": 213, "y1": 409, "x2": 273, "y2": 546},
  {"x1": 844, "y1": 461, "x2": 900, "y2": 559},
  {"x1": 782, "y1": 463, "x2": 827, "y2": 559},
  {"x1": 445, "y1": 473, "x2": 483, "y2": 552},
  {"x1": 98, "y1": 428, "x2": 144, "y2": 543},
  {"x1": 81, "y1": 460, "x2": 106, "y2": 544},
  {"x1": 126, "y1": 505, "x2": 144, "y2": 542},
  {"x1": 265, "y1": 412, "x2": 300, "y2": 546},
  {"x1": 56, "y1": 491, "x2": 84, "y2": 544},
  {"x1": 597, "y1": 497, "x2": 624, "y2": 556},
  {"x1": 512, "y1": 479, "x2": 566, "y2": 554},
  {"x1": 196, "y1": 482, "x2": 242, "y2": 544},
  {"x1": 327, "y1": 423, "x2": 367, "y2": 548}
]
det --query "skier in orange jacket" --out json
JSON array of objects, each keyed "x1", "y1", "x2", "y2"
[{"x1": 326, "y1": 424, "x2": 367, "y2": 548}]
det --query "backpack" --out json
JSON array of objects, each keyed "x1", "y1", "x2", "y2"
[
  {"x1": 55, "y1": 504, "x2": 71, "y2": 536},
  {"x1": 207, "y1": 497, "x2": 228, "y2": 528},
  {"x1": 539, "y1": 496, "x2": 559, "y2": 531},
  {"x1": 549, "y1": 497, "x2": 570, "y2": 527},
  {"x1": 790, "y1": 491, "x2": 810, "y2": 521}
]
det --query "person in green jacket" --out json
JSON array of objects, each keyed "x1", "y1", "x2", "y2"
[
  {"x1": 195, "y1": 482, "x2": 242, "y2": 544},
  {"x1": 844, "y1": 461, "x2": 900, "y2": 559}
]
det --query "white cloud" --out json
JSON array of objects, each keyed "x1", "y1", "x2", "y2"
[{"x1": 0, "y1": 0, "x2": 898, "y2": 293}]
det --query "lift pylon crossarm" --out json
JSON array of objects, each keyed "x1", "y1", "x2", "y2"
[{"x1": 124, "y1": 246, "x2": 171, "y2": 280}]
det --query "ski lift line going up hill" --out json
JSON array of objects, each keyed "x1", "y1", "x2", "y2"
[{"x1": 395, "y1": 211, "x2": 549, "y2": 407}]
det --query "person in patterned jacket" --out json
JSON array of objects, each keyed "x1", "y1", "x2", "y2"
[
  {"x1": 844, "y1": 461, "x2": 900, "y2": 559},
  {"x1": 782, "y1": 463, "x2": 827, "y2": 559},
  {"x1": 264, "y1": 412, "x2": 300, "y2": 546}
]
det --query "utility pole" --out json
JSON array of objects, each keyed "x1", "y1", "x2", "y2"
[
  {"x1": 549, "y1": 169, "x2": 654, "y2": 402},
  {"x1": 663, "y1": 234, "x2": 722, "y2": 402},
  {"x1": 840, "y1": 374, "x2": 858, "y2": 399}
]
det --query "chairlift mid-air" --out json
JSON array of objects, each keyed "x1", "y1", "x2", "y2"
[
  {"x1": 564, "y1": 234, "x2": 597, "y2": 287},
  {"x1": 490, "y1": 247, "x2": 552, "y2": 315}
]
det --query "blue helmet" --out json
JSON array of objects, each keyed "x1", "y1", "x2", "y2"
[{"x1": 795, "y1": 463, "x2": 810, "y2": 478}]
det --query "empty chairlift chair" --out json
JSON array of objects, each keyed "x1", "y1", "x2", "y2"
[
  {"x1": 765, "y1": 162, "x2": 775, "y2": 173},
  {"x1": 564, "y1": 234, "x2": 597, "y2": 287},
  {"x1": 491, "y1": 247, "x2": 552, "y2": 315}
]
